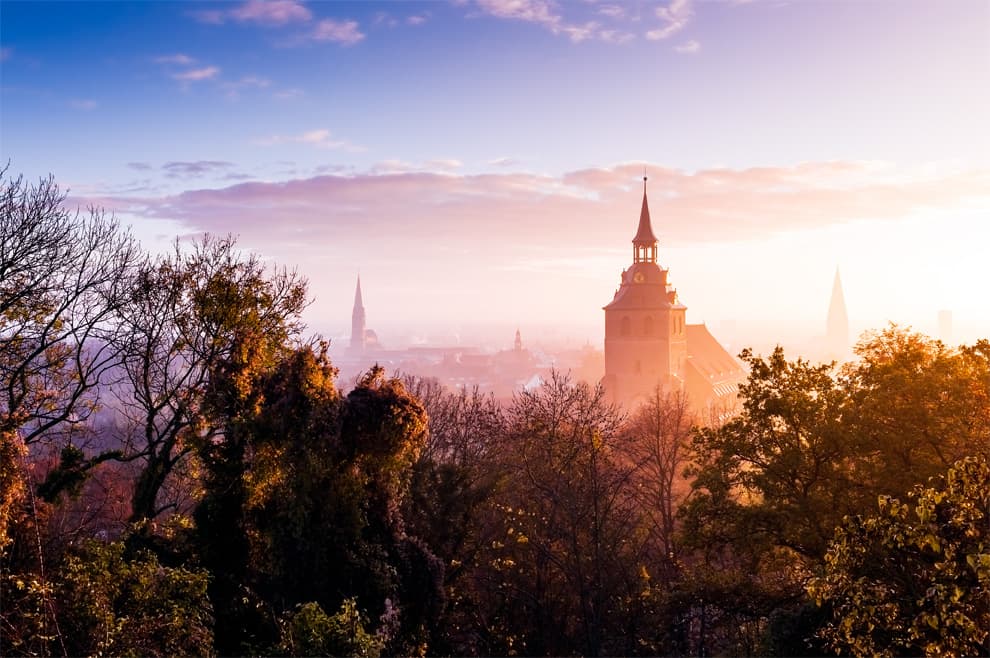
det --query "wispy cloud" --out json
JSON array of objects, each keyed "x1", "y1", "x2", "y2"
[
  {"x1": 597, "y1": 4, "x2": 625, "y2": 19},
  {"x1": 1, "y1": 47, "x2": 13, "y2": 62},
  {"x1": 646, "y1": 0, "x2": 693, "y2": 40},
  {"x1": 408, "y1": 14, "x2": 428, "y2": 26},
  {"x1": 172, "y1": 66, "x2": 220, "y2": 81},
  {"x1": 154, "y1": 53, "x2": 195, "y2": 65},
  {"x1": 190, "y1": 0, "x2": 365, "y2": 47},
  {"x1": 489, "y1": 157, "x2": 521, "y2": 168},
  {"x1": 127, "y1": 162, "x2": 153, "y2": 171},
  {"x1": 372, "y1": 11, "x2": 398, "y2": 28},
  {"x1": 425, "y1": 159, "x2": 464, "y2": 171},
  {"x1": 193, "y1": 0, "x2": 312, "y2": 26},
  {"x1": 274, "y1": 88, "x2": 305, "y2": 100},
  {"x1": 221, "y1": 75, "x2": 272, "y2": 97},
  {"x1": 559, "y1": 21, "x2": 599, "y2": 43},
  {"x1": 674, "y1": 39, "x2": 700, "y2": 54},
  {"x1": 599, "y1": 29, "x2": 635, "y2": 44},
  {"x1": 69, "y1": 98, "x2": 98, "y2": 110},
  {"x1": 477, "y1": 0, "x2": 560, "y2": 24},
  {"x1": 162, "y1": 161, "x2": 235, "y2": 178},
  {"x1": 309, "y1": 18, "x2": 365, "y2": 44},
  {"x1": 256, "y1": 128, "x2": 364, "y2": 151},
  {"x1": 475, "y1": 0, "x2": 635, "y2": 43}
]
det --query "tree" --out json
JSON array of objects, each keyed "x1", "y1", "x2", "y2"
[
  {"x1": 842, "y1": 325, "x2": 990, "y2": 500},
  {"x1": 475, "y1": 372, "x2": 642, "y2": 656},
  {"x1": 682, "y1": 347, "x2": 852, "y2": 565},
  {"x1": 194, "y1": 351, "x2": 443, "y2": 655},
  {"x1": 625, "y1": 385, "x2": 695, "y2": 577},
  {"x1": 677, "y1": 328, "x2": 990, "y2": 655},
  {"x1": 112, "y1": 235, "x2": 308, "y2": 525},
  {"x1": 674, "y1": 348, "x2": 856, "y2": 656},
  {"x1": 808, "y1": 456, "x2": 990, "y2": 657},
  {"x1": 0, "y1": 168, "x2": 139, "y2": 444},
  {"x1": 1, "y1": 538, "x2": 213, "y2": 657},
  {"x1": 400, "y1": 377, "x2": 506, "y2": 655},
  {"x1": 276, "y1": 599, "x2": 381, "y2": 658}
]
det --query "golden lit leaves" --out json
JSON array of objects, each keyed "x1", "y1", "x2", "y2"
[{"x1": 809, "y1": 456, "x2": 990, "y2": 656}]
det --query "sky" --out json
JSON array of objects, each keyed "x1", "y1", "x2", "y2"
[{"x1": 2, "y1": 0, "x2": 989, "y2": 353}]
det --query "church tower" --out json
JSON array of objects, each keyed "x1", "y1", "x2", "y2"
[
  {"x1": 826, "y1": 267, "x2": 849, "y2": 360},
  {"x1": 603, "y1": 178, "x2": 688, "y2": 407},
  {"x1": 350, "y1": 275, "x2": 366, "y2": 352}
]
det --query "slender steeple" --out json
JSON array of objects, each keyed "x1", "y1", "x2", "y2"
[
  {"x1": 514, "y1": 328, "x2": 522, "y2": 352},
  {"x1": 350, "y1": 275, "x2": 366, "y2": 351},
  {"x1": 632, "y1": 176, "x2": 658, "y2": 263},
  {"x1": 826, "y1": 267, "x2": 849, "y2": 359}
]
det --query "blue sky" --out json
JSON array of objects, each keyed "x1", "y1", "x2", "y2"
[{"x1": 2, "y1": 0, "x2": 989, "y2": 350}]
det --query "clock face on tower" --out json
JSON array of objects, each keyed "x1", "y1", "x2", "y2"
[{"x1": 633, "y1": 271, "x2": 645, "y2": 283}]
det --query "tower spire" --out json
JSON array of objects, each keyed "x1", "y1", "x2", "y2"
[
  {"x1": 632, "y1": 175, "x2": 658, "y2": 263},
  {"x1": 350, "y1": 275, "x2": 366, "y2": 352},
  {"x1": 826, "y1": 267, "x2": 849, "y2": 359}
]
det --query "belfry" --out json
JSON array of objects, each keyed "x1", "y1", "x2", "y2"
[{"x1": 602, "y1": 177, "x2": 744, "y2": 414}]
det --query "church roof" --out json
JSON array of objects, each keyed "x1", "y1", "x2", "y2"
[
  {"x1": 603, "y1": 270, "x2": 680, "y2": 311},
  {"x1": 686, "y1": 323, "x2": 745, "y2": 387},
  {"x1": 633, "y1": 182, "x2": 657, "y2": 245}
]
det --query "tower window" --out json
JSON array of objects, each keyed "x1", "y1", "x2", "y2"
[
  {"x1": 621, "y1": 316, "x2": 631, "y2": 337},
  {"x1": 644, "y1": 316, "x2": 654, "y2": 336}
]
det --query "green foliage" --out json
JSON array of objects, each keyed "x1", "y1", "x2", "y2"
[
  {"x1": 808, "y1": 456, "x2": 990, "y2": 657},
  {"x1": 843, "y1": 327, "x2": 990, "y2": 500},
  {"x1": 679, "y1": 327, "x2": 990, "y2": 654},
  {"x1": 682, "y1": 346, "x2": 850, "y2": 564},
  {"x1": 277, "y1": 599, "x2": 382, "y2": 658},
  {"x1": 195, "y1": 350, "x2": 442, "y2": 655},
  {"x1": 56, "y1": 540, "x2": 215, "y2": 657},
  {"x1": 1, "y1": 539, "x2": 214, "y2": 657}
]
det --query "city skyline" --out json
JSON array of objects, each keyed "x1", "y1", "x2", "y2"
[{"x1": 3, "y1": 0, "x2": 988, "y2": 349}]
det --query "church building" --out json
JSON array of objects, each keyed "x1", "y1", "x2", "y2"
[
  {"x1": 349, "y1": 275, "x2": 380, "y2": 353},
  {"x1": 602, "y1": 178, "x2": 745, "y2": 415}
]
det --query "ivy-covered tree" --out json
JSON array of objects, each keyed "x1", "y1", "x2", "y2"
[{"x1": 194, "y1": 348, "x2": 443, "y2": 655}]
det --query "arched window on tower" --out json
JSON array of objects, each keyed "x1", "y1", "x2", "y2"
[
  {"x1": 644, "y1": 315, "x2": 655, "y2": 336},
  {"x1": 621, "y1": 316, "x2": 631, "y2": 337}
]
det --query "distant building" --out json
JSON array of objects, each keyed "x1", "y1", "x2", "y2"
[
  {"x1": 349, "y1": 275, "x2": 380, "y2": 353},
  {"x1": 938, "y1": 309, "x2": 953, "y2": 345},
  {"x1": 825, "y1": 268, "x2": 850, "y2": 360},
  {"x1": 602, "y1": 178, "x2": 744, "y2": 415},
  {"x1": 350, "y1": 276, "x2": 366, "y2": 352}
]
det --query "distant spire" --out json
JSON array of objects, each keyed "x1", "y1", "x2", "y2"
[
  {"x1": 826, "y1": 267, "x2": 849, "y2": 359},
  {"x1": 514, "y1": 328, "x2": 522, "y2": 351},
  {"x1": 350, "y1": 275, "x2": 366, "y2": 351}
]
